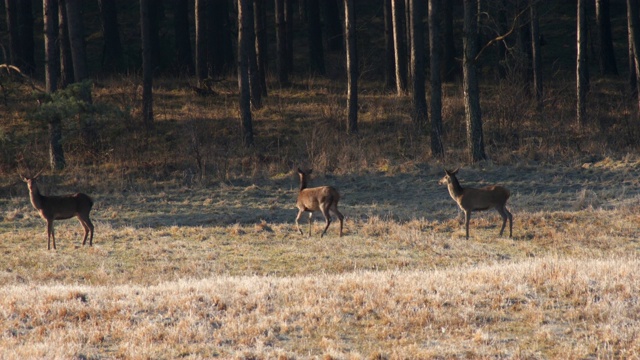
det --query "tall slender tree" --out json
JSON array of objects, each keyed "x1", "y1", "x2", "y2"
[
  {"x1": 18, "y1": 0, "x2": 35, "y2": 74},
  {"x1": 577, "y1": 0, "x2": 589, "y2": 125},
  {"x1": 195, "y1": 0, "x2": 207, "y2": 86},
  {"x1": 531, "y1": 0, "x2": 543, "y2": 107},
  {"x1": 276, "y1": 0, "x2": 289, "y2": 86},
  {"x1": 409, "y1": 0, "x2": 427, "y2": 131},
  {"x1": 254, "y1": 0, "x2": 268, "y2": 96},
  {"x1": 627, "y1": 0, "x2": 640, "y2": 111},
  {"x1": 429, "y1": 0, "x2": 444, "y2": 158},
  {"x1": 59, "y1": 0, "x2": 74, "y2": 87},
  {"x1": 442, "y1": 0, "x2": 458, "y2": 82},
  {"x1": 44, "y1": 0, "x2": 65, "y2": 171},
  {"x1": 345, "y1": 0, "x2": 358, "y2": 134},
  {"x1": 238, "y1": 0, "x2": 254, "y2": 146},
  {"x1": 66, "y1": 0, "x2": 88, "y2": 81},
  {"x1": 596, "y1": 0, "x2": 618, "y2": 76},
  {"x1": 463, "y1": 0, "x2": 486, "y2": 162},
  {"x1": 141, "y1": 0, "x2": 155, "y2": 130},
  {"x1": 384, "y1": 0, "x2": 395, "y2": 90},
  {"x1": 323, "y1": 0, "x2": 343, "y2": 52},
  {"x1": 391, "y1": 0, "x2": 408, "y2": 95}
]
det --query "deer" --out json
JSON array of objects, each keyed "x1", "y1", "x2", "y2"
[
  {"x1": 439, "y1": 168, "x2": 512, "y2": 239},
  {"x1": 295, "y1": 168, "x2": 344, "y2": 237},
  {"x1": 20, "y1": 172, "x2": 95, "y2": 250}
]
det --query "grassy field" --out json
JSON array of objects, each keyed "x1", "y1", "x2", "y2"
[{"x1": 1, "y1": 157, "x2": 640, "y2": 358}]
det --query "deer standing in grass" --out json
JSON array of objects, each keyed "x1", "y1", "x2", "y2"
[
  {"x1": 295, "y1": 168, "x2": 344, "y2": 237},
  {"x1": 21, "y1": 173, "x2": 94, "y2": 250},
  {"x1": 439, "y1": 168, "x2": 512, "y2": 239}
]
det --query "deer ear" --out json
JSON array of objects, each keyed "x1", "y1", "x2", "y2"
[
  {"x1": 307, "y1": 169, "x2": 313, "y2": 175},
  {"x1": 297, "y1": 167, "x2": 303, "y2": 174}
]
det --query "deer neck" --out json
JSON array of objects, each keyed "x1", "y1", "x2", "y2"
[
  {"x1": 28, "y1": 183, "x2": 44, "y2": 210},
  {"x1": 447, "y1": 176, "x2": 465, "y2": 201},
  {"x1": 299, "y1": 175, "x2": 308, "y2": 192}
]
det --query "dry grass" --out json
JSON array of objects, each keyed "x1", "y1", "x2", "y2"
[{"x1": 1, "y1": 73, "x2": 640, "y2": 358}]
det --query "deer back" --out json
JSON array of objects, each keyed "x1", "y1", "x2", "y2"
[
  {"x1": 460, "y1": 186, "x2": 510, "y2": 211},
  {"x1": 297, "y1": 186, "x2": 339, "y2": 212}
]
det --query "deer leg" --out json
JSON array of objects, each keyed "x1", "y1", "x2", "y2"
[
  {"x1": 320, "y1": 206, "x2": 332, "y2": 238},
  {"x1": 78, "y1": 215, "x2": 94, "y2": 246},
  {"x1": 295, "y1": 209, "x2": 305, "y2": 235},
  {"x1": 331, "y1": 206, "x2": 344, "y2": 237},
  {"x1": 308, "y1": 212, "x2": 314, "y2": 237},
  {"x1": 507, "y1": 208, "x2": 513, "y2": 238},
  {"x1": 464, "y1": 211, "x2": 471, "y2": 239},
  {"x1": 497, "y1": 207, "x2": 508, "y2": 236},
  {"x1": 47, "y1": 220, "x2": 56, "y2": 250}
]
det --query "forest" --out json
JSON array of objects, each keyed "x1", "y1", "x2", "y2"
[{"x1": 0, "y1": 0, "x2": 639, "y2": 359}]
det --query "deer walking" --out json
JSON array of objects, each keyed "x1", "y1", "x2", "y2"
[
  {"x1": 439, "y1": 168, "x2": 512, "y2": 239},
  {"x1": 295, "y1": 168, "x2": 344, "y2": 237},
  {"x1": 21, "y1": 174, "x2": 94, "y2": 250}
]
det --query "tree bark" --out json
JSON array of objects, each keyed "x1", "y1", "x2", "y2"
[
  {"x1": 442, "y1": 0, "x2": 458, "y2": 82},
  {"x1": 238, "y1": 0, "x2": 254, "y2": 146},
  {"x1": 530, "y1": 0, "x2": 543, "y2": 107},
  {"x1": 463, "y1": 0, "x2": 486, "y2": 162},
  {"x1": 307, "y1": 0, "x2": 325, "y2": 75},
  {"x1": 254, "y1": 0, "x2": 268, "y2": 96},
  {"x1": 59, "y1": 0, "x2": 74, "y2": 87},
  {"x1": 49, "y1": 116, "x2": 66, "y2": 171},
  {"x1": 18, "y1": 0, "x2": 35, "y2": 74},
  {"x1": 409, "y1": 0, "x2": 427, "y2": 131},
  {"x1": 244, "y1": 0, "x2": 262, "y2": 109},
  {"x1": 66, "y1": 0, "x2": 88, "y2": 81},
  {"x1": 345, "y1": 0, "x2": 358, "y2": 134},
  {"x1": 627, "y1": 0, "x2": 640, "y2": 111},
  {"x1": 141, "y1": 0, "x2": 155, "y2": 130},
  {"x1": 384, "y1": 0, "x2": 395, "y2": 90},
  {"x1": 429, "y1": 0, "x2": 444, "y2": 158},
  {"x1": 596, "y1": 0, "x2": 618, "y2": 76},
  {"x1": 276, "y1": 0, "x2": 289, "y2": 86},
  {"x1": 5, "y1": 0, "x2": 19, "y2": 68},
  {"x1": 44, "y1": 0, "x2": 59, "y2": 93},
  {"x1": 99, "y1": 0, "x2": 124, "y2": 73},
  {"x1": 173, "y1": 0, "x2": 193, "y2": 75},
  {"x1": 577, "y1": 0, "x2": 589, "y2": 125},
  {"x1": 195, "y1": 0, "x2": 207, "y2": 86},
  {"x1": 391, "y1": 0, "x2": 408, "y2": 95}
]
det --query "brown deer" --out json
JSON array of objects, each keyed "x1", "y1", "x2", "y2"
[
  {"x1": 21, "y1": 173, "x2": 94, "y2": 250},
  {"x1": 295, "y1": 168, "x2": 344, "y2": 237},
  {"x1": 439, "y1": 168, "x2": 512, "y2": 239}
]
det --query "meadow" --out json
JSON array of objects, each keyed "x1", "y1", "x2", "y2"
[{"x1": 0, "y1": 74, "x2": 640, "y2": 359}]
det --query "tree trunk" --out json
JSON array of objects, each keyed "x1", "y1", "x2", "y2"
[
  {"x1": 596, "y1": 0, "x2": 618, "y2": 76},
  {"x1": 391, "y1": 0, "x2": 408, "y2": 95},
  {"x1": 307, "y1": 0, "x2": 325, "y2": 75},
  {"x1": 141, "y1": 0, "x2": 155, "y2": 130},
  {"x1": 384, "y1": 0, "x2": 395, "y2": 90},
  {"x1": 530, "y1": 0, "x2": 543, "y2": 107},
  {"x1": 5, "y1": 0, "x2": 19, "y2": 68},
  {"x1": 44, "y1": 0, "x2": 59, "y2": 94},
  {"x1": 245, "y1": 0, "x2": 262, "y2": 109},
  {"x1": 99, "y1": 0, "x2": 124, "y2": 73},
  {"x1": 238, "y1": 0, "x2": 254, "y2": 146},
  {"x1": 577, "y1": 0, "x2": 589, "y2": 125},
  {"x1": 323, "y1": 0, "x2": 343, "y2": 52},
  {"x1": 285, "y1": 0, "x2": 294, "y2": 71},
  {"x1": 345, "y1": 0, "x2": 358, "y2": 135},
  {"x1": 59, "y1": 0, "x2": 74, "y2": 87},
  {"x1": 210, "y1": 0, "x2": 234, "y2": 76},
  {"x1": 627, "y1": 0, "x2": 640, "y2": 111},
  {"x1": 276, "y1": 0, "x2": 289, "y2": 86},
  {"x1": 429, "y1": 0, "x2": 444, "y2": 158},
  {"x1": 18, "y1": 0, "x2": 35, "y2": 75},
  {"x1": 173, "y1": 0, "x2": 193, "y2": 75},
  {"x1": 410, "y1": 0, "x2": 427, "y2": 131},
  {"x1": 442, "y1": 0, "x2": 458, "y2": 82},
  {"x1": 254, "y1": 0, "x2": 268, "y2": 96},
  {"x1": 195, "y1": 0, "x2": 207, "y2": 86},
  {"x1": 463, "y1": 0, "x2": 486, "y2": 162},
  {"x1": 66, "y1": 0, "x2": 88, "y2": 81},
  {"x1": 49, "y1": 116, "x2": 66, "y2": 171}
]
